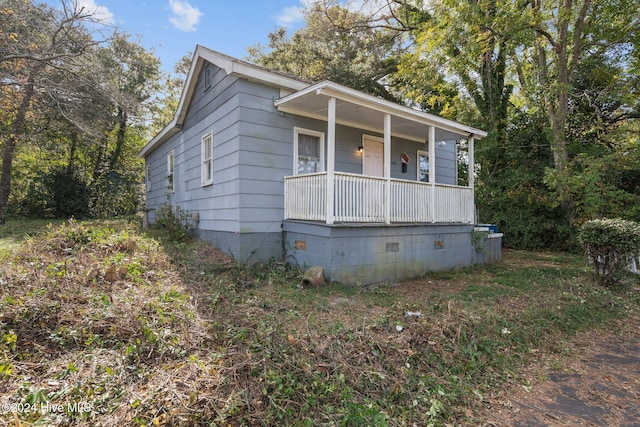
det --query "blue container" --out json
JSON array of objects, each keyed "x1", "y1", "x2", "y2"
[{"x1": 475, "y1": 224, "x2": 498, "y2": 233}]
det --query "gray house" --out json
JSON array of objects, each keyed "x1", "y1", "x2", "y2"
[{"x1": 140, "y1": 45, "x2": 501, "y2": 284}]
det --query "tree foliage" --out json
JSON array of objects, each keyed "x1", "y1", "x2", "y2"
[
  {"x1": 475, "y1": 111, "x2": 575, "y2": 250},
  {"x1": 248, "y1": 3, "x2": 403, "y2": 100},
  {"x1": 517, "y1": 0, "x2": 640, "y2": 178},
  {"x1": 1, "y1": 0, "x2": 162, "y2": 221},
  {"x1": 148, "y1": 53, "x2": 191, "y2": 136},
  {"x1": 46, "y1": 165, "x2": 92, "y2": 219}
]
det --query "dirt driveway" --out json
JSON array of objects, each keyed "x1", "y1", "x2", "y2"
[{"x1": 480, "y1": 315, "x2": 640, "y2": 426}]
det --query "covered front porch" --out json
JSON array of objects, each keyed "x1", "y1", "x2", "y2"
[{"x1": 276, "y1": 81, "x2": 487, "y2": 225}]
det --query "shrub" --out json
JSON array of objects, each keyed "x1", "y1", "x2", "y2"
[
  {"x1": 154, "y1": 203, "x2": 194, "y2": 241},
  {"x1": 46, "y1": 166, "x2": 92, "y2": 219},
  {"x1": 19, "y1": 175, "x2": 53, "y2": 218},
  {"x1": 90, "y1": 169, "x2": 144, "y2": 218},
  {"x1": 578, "y1": 218, "x2": 640, "y2": 286}
]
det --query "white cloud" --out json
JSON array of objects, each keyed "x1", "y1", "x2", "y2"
[
  {"x1": 168, "y1": 0, "x2": 203, "y2": 32},
  {"x1": 274, "y1": 5, "x2": 305, "y2": 27},
  {"x1": 76, "y1": 0, "x2": 114, "y2": 24},
  {"x1": 273, "y1": 0, "x2": 393, "y2": 28}
]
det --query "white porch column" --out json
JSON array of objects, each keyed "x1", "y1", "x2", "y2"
[
  {"x1": 428, "y1": 126, "x2": 436, "y2": 223},
  {"x1": 468, "y1": 135, "x2": 475, "y2": 189},
  {"x1": 384, "y1": 114, "x2": 391, "y2": 224},
  {"x1": 468, "y1": 135, "x2": 475, "y2": 223},
  {"x1": 326, "y1": 97, "x2": 336, "y2": 224}
]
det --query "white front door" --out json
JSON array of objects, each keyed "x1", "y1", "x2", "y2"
[{"x1": 362, "y1": 135, "x2": 384, "y2": 177}]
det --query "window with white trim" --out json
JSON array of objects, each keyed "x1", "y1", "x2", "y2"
[
  {"x1": 201, "y1": 132, "x2": 213, "y2": 186},
  {"x1": 294, "y1": 127, "x2": 324, "y2": 175},
  {"x1": 167, "y1": 150, "x2": 174, "y2": 192},
  {"x1": 146, "y1": 165, "x2": 152, "y2": 192},
  {"x1": 417, "y1": 149, "x2": 429, "y2": 183}
]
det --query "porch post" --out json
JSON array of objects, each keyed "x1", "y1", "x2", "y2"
[
  {"x1": 468, "y1": 135, "x2": 475, "y2": 223},
  {"x1": 326, "y1": 97, "x2": 336, "y2": 225},
  {"x1": 428, "y1": 126, "x2": 436, "y2": 223},
  {"x1": 384, "y1": 114, "x2": 391, "y2": 224},
  {"x1": 468, "y1": 135, "x2": 475, "y2": 189}
]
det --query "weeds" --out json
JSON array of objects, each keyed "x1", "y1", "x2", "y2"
[
  {"x1": 154, "y1": 203, "x2": 194, "y2": 241},
  {"x1": 0, "y1": 221, "x2": 638, "y2": 426}
]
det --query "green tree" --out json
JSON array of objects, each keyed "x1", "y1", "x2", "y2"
[
  {"x1": 248, "y1": 3, "x2": 402, "y2": 100},
  {"x1": 395, "y1": 0, "x2": 520, "y2": 139},
  {"x1": 0, "y1": 0, "x2": 109, "y2": 224},
  {"x1": 88, "y1": 35, "x2": 161, "y2": 217},
  {"x1": 94, "y1": 35, "x2": 161, "y2": 171},
  {"x1": 516, "y1": 0, "x2": 640, "y2": 195},
  {"x1": 476, "y1": 111, "x2": 575, "y2": 249},
  {"x1": 1, "y1": 1, "x2": 162, "y2": 220},
  {"x1": 394, "y1": 0, "x2": 640, "y2": 239},
  {"x1": 46, "y1": 165, "x2": 92, "y2": 219}
]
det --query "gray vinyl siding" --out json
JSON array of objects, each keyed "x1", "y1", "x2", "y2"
[
  {"x1": 144, "y1": 62, "x2": 243, "y2": 233},
  {"x1": 236, "y1": 80, "x2": 295, "y2": 233},
  {"x1": 144, "y1": 145, "x2": 170, "y2": 224},
  {"x1": 434, "y1": 136, "x2": 458, "y2": 185}
]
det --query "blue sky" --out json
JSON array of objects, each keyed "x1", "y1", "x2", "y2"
[{"x1": 52, "y1": 0, "x2": 310, "y2": 73}]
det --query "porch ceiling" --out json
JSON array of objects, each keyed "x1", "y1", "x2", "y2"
[{"x1": 274, "y1": 80, "x2": 487, "y2": 143}]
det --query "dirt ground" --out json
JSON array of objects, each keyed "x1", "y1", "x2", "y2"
[{"x1": 478, "y1": 315, "x2": 640, "y2": 426}]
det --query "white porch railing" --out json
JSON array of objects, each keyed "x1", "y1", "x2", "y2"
[
  {"x1": 390, "y1": 178, "x2": 433, "y2": 222},
  {"x1": 335, "y1": 173, "x2": 386, "y2": 222},
  {"x1": 433, "y1": 183, "x2": 475, "y2": 223},
  {"x1": 284, "y1": 172, "x2": 474, "y2": 224},
  {"x1": 284, "y1": 172, "x2": 326, "y2": 221}
]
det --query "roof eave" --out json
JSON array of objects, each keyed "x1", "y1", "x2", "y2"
[{"x1": 275, "y1": 81, "x2": 488, "y2": 139}]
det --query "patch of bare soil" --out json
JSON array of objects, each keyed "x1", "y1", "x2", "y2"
[
  {"x1": 480, "y1": 315, "x2": 640, "y2": 426},
  {"x1": 387, "y1": 276, "x2": 472, "y2": 299},
  {"x1": 191, "y1": 241, "x2": 237, "y2": 267}
]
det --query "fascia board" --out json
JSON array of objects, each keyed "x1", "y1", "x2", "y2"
[
  {"x1": 274, "y1": 82, "x2": 324, "y2": 107},
  {"x1": 139, "y1": 48, "x2": 204, "y2": 158},
  {"x1": 229, "y1": 62, "x2": 309, "y2": 91},
  {"x1": 138, "y1": 125, "x2": 179, "y2": 158},
  {"x1": 199, "y1": 46, "x2": 309, "y2": 91}
]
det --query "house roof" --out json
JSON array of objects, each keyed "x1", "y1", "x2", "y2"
[
  {"x1": 274, "y1": 80, "x2": 488, "y2": 141},
  {"x1": 139, "y1": 46, "x2": 311, "y2": 158},
  {"x1": 140, "y1": 46, "x2": 487, "y2": 158}
]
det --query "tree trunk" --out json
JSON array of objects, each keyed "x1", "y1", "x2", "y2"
[
  {"x1": 109, "y1": 107, "x2": 127, "y2": 170},
  {"x1": 548, "y1": 107, "x2": 569, "y2": 173},
  {"x1": 67, "y1": 130, "x2": 78, "y2": 171},
  {"x1": 0, "y1": 66, "x2": 41, "y2": 224},
  {"x1": 0, "y1": 137, "x2": 18, "y2": 225},
  {"x1": 91, "y1": 135, "x2": 108, "y2": 184}
]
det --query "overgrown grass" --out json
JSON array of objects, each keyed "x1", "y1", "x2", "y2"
[
  {"x1": 0, "y1": 221, "x2": 638, "y2": 426},
  {"x1": 0, "y1": 218, "x2": 66, "y2": 258}
]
